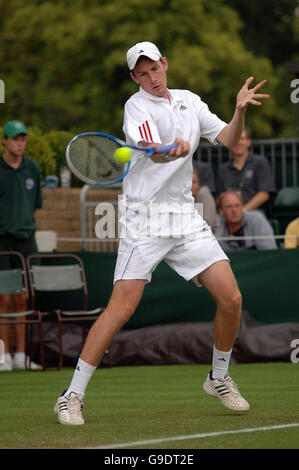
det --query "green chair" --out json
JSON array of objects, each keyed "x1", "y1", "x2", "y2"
[
  {"x1": 268, "y1": 219, "x2": 281, "y2": 248},
  {"x1": 273, "y1": 187, "x2": 299, "y2": 234},
  {"x1": 27, "y1": 253, "x2": 105, "y2": 369},
  {"x1": 0, "y1": 251, "x2": 46, "y2": 369}
]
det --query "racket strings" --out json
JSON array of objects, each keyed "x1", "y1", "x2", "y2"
[{"x1": 68, "y1": 135, "x2": 124, "y2": 183}]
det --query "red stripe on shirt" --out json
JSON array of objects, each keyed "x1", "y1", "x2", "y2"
[
  {"x1": 145, "y1": 120, "x2": 153, "y2": 142},
  {"x1": 142, "y1": 123, "x2": 149, "y2": 141},
  {"x1": 138, "y1": 125, "x2": 144, "y2": 140},
  {"x1": 138, "y1": 121, "x2": 153, "y2": 143}
]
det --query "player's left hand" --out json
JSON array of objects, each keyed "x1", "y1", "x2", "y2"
[
  {"x1": 168, "y1": 137, "x2": 190, "y2": 158},
  {"x1": 236, "y1": 77, "x2": 270, "y2": 111}
]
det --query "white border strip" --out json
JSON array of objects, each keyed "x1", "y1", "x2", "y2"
[{"x1": 87, "y1": 423, "x2": 299, "y2": 449}]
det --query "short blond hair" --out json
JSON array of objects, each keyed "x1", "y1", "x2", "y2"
[{"x1": 216, "y1": 190, "x2": 243, "y2": 210}]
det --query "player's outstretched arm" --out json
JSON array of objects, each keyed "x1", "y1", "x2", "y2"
[{"x1": 217, "y1": 76, "x2": 270, "y2": 148}]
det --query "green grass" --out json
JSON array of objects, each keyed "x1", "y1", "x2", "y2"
[{"x1": 0, "y1": 363, "x2": 298, "y2": 449}]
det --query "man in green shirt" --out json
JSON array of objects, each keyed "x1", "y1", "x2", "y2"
[{"x1": 0, "y1": 120, "x2": 42, "y2": 371}]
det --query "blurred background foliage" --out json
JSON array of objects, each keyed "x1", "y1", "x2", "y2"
[
  {"x1": 0, "y1": 126, "x2": 70, "y2": 179},
  {"x1": 0, "y1": 0, "x2": 298, "y2": 177}
]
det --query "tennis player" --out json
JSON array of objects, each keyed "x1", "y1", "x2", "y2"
[{"x1": 55, "y1": 41, "x2": 270, "y2": 425}]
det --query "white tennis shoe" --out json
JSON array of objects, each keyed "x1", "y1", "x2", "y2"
[
  {"x1": 13, "y1": 355, "x2": 43, "y2": 371},
  {"x1": 0, "y1": 356, "x2": 13, "y2": 371},
  {"x1": 54, "y1": 391, "x2": 85, "y2": 425},
  {"x1": 203, "y1": 371, "x2": 250, "y2": 412}
]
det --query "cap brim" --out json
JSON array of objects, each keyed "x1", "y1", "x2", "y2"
[
  {"x1": 129, "y1": 52, "x2": 161, "y2": 70},
  {"x1": 4, "y1": 130, "x2": 27, "y2": 137}
]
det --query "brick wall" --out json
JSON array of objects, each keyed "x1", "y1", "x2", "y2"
[{"x1": 35, "y1": 187, "x2": 121, "y2": 251}]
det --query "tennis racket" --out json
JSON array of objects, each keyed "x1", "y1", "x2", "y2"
[{"x1": 65, "y1": 132, "x2": 178, "y2": 187}]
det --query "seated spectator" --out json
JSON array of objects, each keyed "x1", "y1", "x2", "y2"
[
  {"x1": 284, "y1": 217, "x2": 299, "y2": 249},
  {"x1": 192, "y1": 159, "x2": 216, "y2": 195},
  {"x1": 216, "y1": 128, "x2": 276, "y2": 215},
  {"x1": 215, "y1": 190, "x2": 277, "y2": 251},
  {"x1": 192, "y1": 168, "x2": 220, "y2": 233}
]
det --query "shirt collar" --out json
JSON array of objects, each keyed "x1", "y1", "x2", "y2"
[
  {"x1": 224, "y1": 216, "x2": 246, "y2": 234},
  {"x1": 0, "y1": 154, "x2": 27, "y2": 169},
  {"x1": 228, "y1": 152, "x2": 253, "y2": 169},
  {"x1": 139, "y1": 87, "x2": 183, "y2": 106}
]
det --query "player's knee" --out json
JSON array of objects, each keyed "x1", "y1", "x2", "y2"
[
  {"x1": 231, "y1": 291, "x2": 242, "y2": 312},
  {"x1": 218, "y1": 290, "x2": 242, "y2": 314}
]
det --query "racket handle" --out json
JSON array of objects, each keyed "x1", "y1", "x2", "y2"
[{"x1": 154, "y1": 143, "x2": 178, "y2": 154}]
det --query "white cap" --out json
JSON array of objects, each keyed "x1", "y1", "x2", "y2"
[{"x1": 127, "y1": 41, "x2": 162, "y2": 70}]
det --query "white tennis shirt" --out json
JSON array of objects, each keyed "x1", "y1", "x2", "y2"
[
  {"x1": 123, "y1": 87, "x2": 226, "y2": 209},
  {"x1": 121, "y1": 87, "x2": 227, "y2": 237}
]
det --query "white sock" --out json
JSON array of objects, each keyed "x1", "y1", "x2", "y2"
[
  {"x1": 65, "y1": 358, "x2": 96, "y2": 397},
  {"x1": 5, "y1": 352, "x2": 13, "y2": 363},
  {"x1": 13, "y1": 352, "x2": 25, "y2": 362},
  {"x1": 212, "y1": 345, "x2": 232, "y2": 380}
]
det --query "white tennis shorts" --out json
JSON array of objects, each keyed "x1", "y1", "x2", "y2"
[{"x1": 113, "y1": 227, "x2": 228, "y2": 287}]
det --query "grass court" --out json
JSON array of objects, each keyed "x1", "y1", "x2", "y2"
[{"x1": 0, "y1": 362, "x2": 298, "y2": 449}]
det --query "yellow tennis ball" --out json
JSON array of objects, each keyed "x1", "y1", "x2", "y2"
[{"x1": 114, "y1": 146, "x2": 132, "y2": 163}]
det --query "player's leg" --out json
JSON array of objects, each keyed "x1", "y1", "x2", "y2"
[
  {"x1": 198, "y1": 260, "x2": 249, "y2": 411},
  {"x1": 54, "y1": 279, "x2": 146, "y2": 425},
  {"x1": 55, "y1": 236, "x2": 174, "y2": 424},
  {"x1": 80, "y1": 279, "x2": 146, "y2": 366},
  {"x1": 197, "y1": 259, "x2": 242, "y2": 353},
  {"x1": 165, "y1": 228, "x2": 249, "y2": 412}
]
